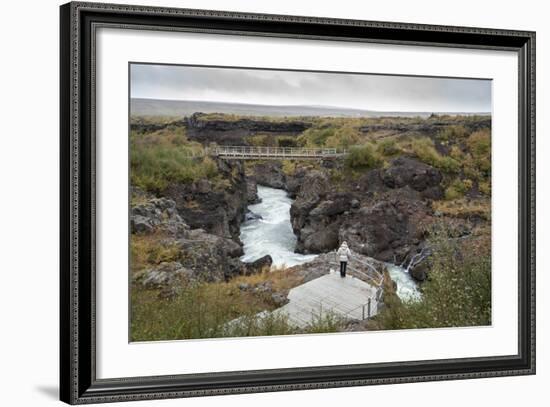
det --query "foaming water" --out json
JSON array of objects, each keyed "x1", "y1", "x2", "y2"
[
  {"x1": 386, "y1": 263, "x2": 422, "y2": 302},
  {"x1": 240, "y1": 185, "x2": 317, "y2": 267}
]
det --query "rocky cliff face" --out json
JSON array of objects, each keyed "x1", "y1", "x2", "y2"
[
  {"x1": 185, "y1": 112, "x2": 312, "y2": 145},
  {"x1": 288, "y1": 157, "x2": 443, "y2": 266},
  {"x1": 163, "y1": 159, "x2": 248, "y2": 243},
  {"x1": 130, "y1": 191, "x2": 275, "y2": 297}
]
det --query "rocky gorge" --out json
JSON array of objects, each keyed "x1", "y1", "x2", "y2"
[
  {"x1": 242, "y1": 158, "x2": 440, "y2": 280},
  {"x1": 130, "y1": 112, "x2": 492, "y2": 340}
]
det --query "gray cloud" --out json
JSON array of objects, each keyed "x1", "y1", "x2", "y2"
[{"x1": 131, "y1": 63, "x2": 491, "y2": 113}]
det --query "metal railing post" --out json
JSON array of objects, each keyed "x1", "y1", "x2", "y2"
[{"x1": 367, "y1": 298, "x2": 371, "y2": 318}]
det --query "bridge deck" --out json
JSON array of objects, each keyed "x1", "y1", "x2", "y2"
[{"x1": 272, "y1": 270, "x2": 379, "y2": 328}]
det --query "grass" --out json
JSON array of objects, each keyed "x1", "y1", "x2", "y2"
[
  {"x1": 130, "y1": 265, "x2": 348, "y2": 341},
  {"x1": 131, "y1": 281, "x2": 268, "y2": 341},
  {"x1": 130, "y1": 232, "x2": 181, "y2": 274},
  {"x1": 433, "y1": 199, "x2": 491, "y2": 221},
  {"x1": 436, "y1": 125, "x2": 468, "y2": 141},
  {"x1": 130, "y1": 126, "x2": 218, "y2": 192}
]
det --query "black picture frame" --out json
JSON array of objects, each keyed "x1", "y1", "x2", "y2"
[{"x1": 60, "y1": 2, "x2": 536, "y2": 404}]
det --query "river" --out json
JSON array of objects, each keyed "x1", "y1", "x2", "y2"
[
  {"x1": 240, "y1": 185, "x2": 318, "y2": 267},
  {"x1": 240, "y1": 185, "x2": 420, "y2": 301}
]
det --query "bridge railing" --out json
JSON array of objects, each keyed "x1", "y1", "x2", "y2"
[
  {"x1": 343, "y1": 297, "x2": 379, "y2": 321},
  {"x1": 349, "y1": 254, "x2": 385, "y2": 286},
  {"x1": 209, "y1": 146, "x2": 348, "y2": 158},
  {"x1": 328, "y1": 260, "x2": 384, "y2": 288}
]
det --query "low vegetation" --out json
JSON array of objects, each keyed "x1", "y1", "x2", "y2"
[
  {"x1": 345, "y1": 144, "x2": 383, "y2": 170},
  {"x1": 130, "y1": 126, "x2": 218, "y2": 192},
  {"x1": 372, "y1": 224, "x2": 491, "y2": 330},
  {"x1": 131, "y1": 266, "x2": 344, "y2": 341}
]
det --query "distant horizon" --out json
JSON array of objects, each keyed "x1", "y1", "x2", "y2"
[
  {"x1": 131, "y1": 64, "x2": 492, "y2": 113},
  {"x1": 130, "y1": 97, "x2": 491, "y2": 115}
]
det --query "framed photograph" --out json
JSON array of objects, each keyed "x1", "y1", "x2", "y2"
[{"x1": 60, "y1": 1, "x2": 535, "y2": 404}]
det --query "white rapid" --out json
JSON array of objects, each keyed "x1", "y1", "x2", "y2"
[
  {"x1": 386, "y1": 263, "x2": 422, "y2": 302},
  {"x1": 239, "y1": 185, "x2": 420, "y2": 301},
  {"x1": 240, "y1": 185, "x2": 318, "y2": 267}
]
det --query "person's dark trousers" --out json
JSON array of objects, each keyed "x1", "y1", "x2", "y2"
[{"x1": 340, "y1": 261, "x2": 347, "y2": 277}]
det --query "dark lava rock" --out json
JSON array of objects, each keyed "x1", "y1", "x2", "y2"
[
  {"x1": 185, "y1": 112, "x2": 312, "y2": 145},
  {"x1": 252, "y1": 161, "x2": 287, "y2": 189},
  {"x1": 174, "y1": 229, "x2": 244, "y2": 282},
  {"x1": 135, "y1": 261, "x2": 193, "y2": 289},
  {"x1": 245, "y1": 210, "x2": 262, "y2": 221},
  {"x1": 339, "y1": 197, "x2": 433, "y2": 264},
  {"x1": 246, "y1": 179, "x2": 261, "y2": 204},
  {"x1": 359, "y1": 117, "x2": 491, "y2": 137},
  {"x1": 164, "y1": 159, "x2": 248, "y2": 243},
  {"x1": 130, "y1": 196, "x2": 189, "y2": 237},
  {"x1": 381, "y1": 157, "x2": 442, "y2": 193},
  {"x1": 286, "y1": 167, "x2": 308, "y2": 198},
  {"x1": 409, "y1": 261, "x2": 430, "y2": 282},
  {"x1": 243, "y1": 255, "x2": 273, "y2": 275}
]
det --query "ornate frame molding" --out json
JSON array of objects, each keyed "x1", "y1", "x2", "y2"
[{"x1": 60, "y1": 2, "x2": 535, "y2": 404}]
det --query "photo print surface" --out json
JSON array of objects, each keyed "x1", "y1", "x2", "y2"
[{"x1": 129, "y1": 63, "x2": 492, "y2": 342}]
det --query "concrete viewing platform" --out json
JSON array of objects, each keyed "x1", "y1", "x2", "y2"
[{"x1": 272, "y1": 270, "x2": 382, "y2": 328}]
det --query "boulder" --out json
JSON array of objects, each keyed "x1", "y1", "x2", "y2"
[
  {"x1": 409, "y1": 261, "x2": 430, "y2": 282},
  {"x1": 381, "y1": 157, "x2": 442, "y2": 193},
  {"x1": 252, "y1": 161, "x2": 286, "y2": 189},
  {"x1": 131, "y1": 215, "x2": 154, "y2": 234},
  {"x1": 134, "y1": 261, "x2": 193, "y2": 291},
  {"x1": 130, "y1": 196, "x2": 189, "y2": 237},
  {"x1": 271, "y1": 293, "x2": 289, "y2": 306},
  {"x1": 243, "y1": 255, "x2": 273, "y2": 275},
  {"x1": 245, "y1": 210, "x2": 263, "y2": 221}
]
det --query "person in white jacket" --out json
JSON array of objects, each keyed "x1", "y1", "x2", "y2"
[{"x1": 337, "y1": 241, "x2": 351, "y2": 278}]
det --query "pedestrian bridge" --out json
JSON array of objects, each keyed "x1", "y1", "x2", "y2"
[{"x1": 209, "y1": 146, "x2": 348, "y2": 160}]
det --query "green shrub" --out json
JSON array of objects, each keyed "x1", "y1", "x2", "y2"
[
  {"x1": 277, "y1": 137, "x2": 299, "y2": 148},
  {"x1": 444, "y1": 178, "x2": 469, "y2": 200},
  {"x1": 324, "y1": 126, "x2": 361, "y2": 148},
  {"x1": 437, "y1": 125, "x2": 469, "y2": 141},
  {"x1": 345, "y1": 144, "x2": 383, "y2": 170},
  {"x1": 304, "y1": 309, "x2": 345, "y2": 333},
  {"x1": 281, "y1": 160, "x2": 296, "y2": 176},
  {"x1": 411, "y1": 138, "x2": 460, "y2": 173},
  {"x1": 375, "y1": 224, "x2": 491, "y2": 330},
  {"x1": 467, "y1": 129, "x2": 491, "y2": 176},
  {"x1": 467, "y1": 129, "x2": 491, "y2": 157},
  {"x1": 479, "y1": 180, "x2": 491, "y2": 196},
  {"x1": 449, "y1": 145, "x2": 464, "y2": 160},
  {"x1": 247, "y1": 134, "x2": 272, "y2": 146},
  {"x1": 297, "y1": 127, "x2": 335, "y2": 147},
  {"x1": 377, "y1": 138, "x2": 401, "y2": 156}
]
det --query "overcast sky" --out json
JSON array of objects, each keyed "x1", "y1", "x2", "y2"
[{"x1": 131, "y1": 64, "x2": 491, "y2": 113}]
